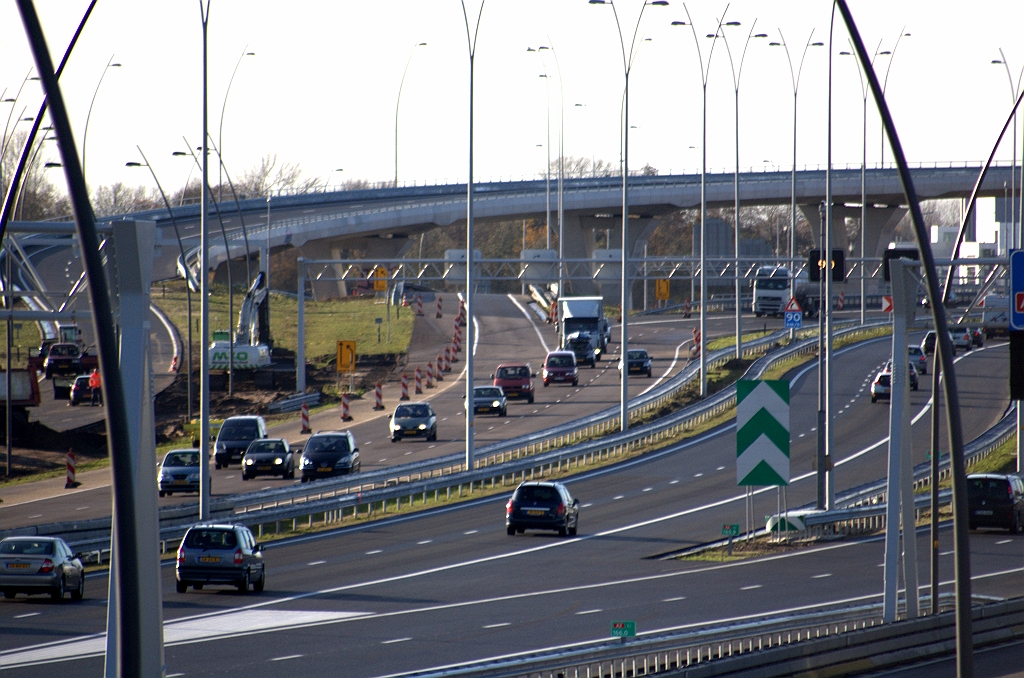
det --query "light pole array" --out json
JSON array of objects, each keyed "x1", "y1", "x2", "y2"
[
  {"x1": 81, "y1": 55, "x2": 120, "y2": 183},
  {"x1": 771, "y1": 31, "x2": 822, "y2": 327},
  {"x1": 672, "y1": 3, "x2": 725, "y2": 398},
  {"x1": 590, "y1": 0, "x2": 668, "y2": 431},
  {"x1": 721, "y1": 19, "x2": 767, "y2": 359},
  {"x1": 395, "y1": 42, "x2": 427, "y2": 188},
  {"x1": 992, "y1": 50, "x2": 1024, "y2": 248}
]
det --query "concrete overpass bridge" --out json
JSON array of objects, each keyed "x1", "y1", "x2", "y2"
[{"x1": 14, "y1": 163, "x2": 1016, "y2": 299}]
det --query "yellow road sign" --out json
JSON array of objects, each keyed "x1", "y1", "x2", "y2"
[
  {"x1": 372, "y1": 266, "x2": 388, "y2": 292},
  {"x1": 337, "y1": 340, "x2": 356, "y2": 374},
  {"x1": 655, "y1": 278, "x2": 670, "y2": 301}
]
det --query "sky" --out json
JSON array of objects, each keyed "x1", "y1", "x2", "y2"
[{"x1": 2, "y1": 0, "x2": 1023, "y2": 196}]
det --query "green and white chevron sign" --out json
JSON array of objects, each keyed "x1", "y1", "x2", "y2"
[{"x1": 736, "y1": 380, "x2": 790, "y2": 486}]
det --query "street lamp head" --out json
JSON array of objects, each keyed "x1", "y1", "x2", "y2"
[
  {"x1": 417, "y1": 43, "x2": 426, "y2": 46},
  {"x1": 769, "y1": 42, "x2": 781, "y2": 46},
  {"x1": 125, "y1": 161, "x2": 144, "y2": 167},
  {"x1": 44, "y1": 162, "x2": 62, "y2": 168},
  {"x1": 879, "y1": 50, "x2": 892, "y2": 55},
  {"x1": 539, "y1": 46, "x2": 550, "y2": 50},
  {"x1": 811, "y1": 42, "x2": 824, "y2": 46},
  {"x1": 110, "y1": 63, "x2": 122, "y2": 68},
  {"x1": 650, "y1": 1, "x2": 669, "y2": 5},
  {"x1": 754, "y1": 33, "x2": 768, "y2": 38},
  {"x1": 2, "y1": 97, "x2": 15, "y2": 102},
  {"x1": 725, "y1": 21, "x2": 741, "y2": 26},
  {"x1": 588, "y1": 0, "x2": 607, "y2": 4},
  {"x1": 527, "y1": 47, "x2": 536, "y2": 51},
  {"x1": 246, "y1": 51, "x2": 256, "y2": 55},
  {"x1": 575, "y1": 103, "x2": 585, "y2": 106},
  {"x1": 172, "y1": 151, "x2": 189, "y2": 156},
  {"x1": 992, "y1": 59, "x2": 1005, "y2": 64}
]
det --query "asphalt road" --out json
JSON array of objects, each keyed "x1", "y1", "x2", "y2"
[{"x1": 0, "y1": 333, "x2": 1018, "y2": 676}]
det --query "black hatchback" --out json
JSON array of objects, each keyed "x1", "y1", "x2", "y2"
[
  {"x1": 300, "y1": 431, "x2": 361, "y2": 482},
  {"x1": 506, "y1": 481, "x2": 579, "y2": 537},
  {"x1": 967, "y1": 474, "x2": 1024, "y2": 533}
]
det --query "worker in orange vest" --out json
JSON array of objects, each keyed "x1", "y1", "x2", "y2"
[{"x1": 88, "y1": 368, "x2": 102, "y2": 406}]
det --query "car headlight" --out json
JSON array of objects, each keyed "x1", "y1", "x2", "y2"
[
  {"x1": 244, "y1": 458, "x2": 254, "y2": 465},
  {"x1": 392, "y1": 422, "x2": 402, "y2": 431},
  {"x1": 418, "y1": 423, "x2": 427, "y2": 430},
  {"x1": 274, "y1": 457, "x2": 283, "y2": 465},
  {"x1": 492, "y1": 400, "x2": 500, "y2": 408},
  {"x1": 158, "y1": 470, "x2": 170, "y2": 480},
  {"x1": 301, "y1": 457, "x2": 313, "y2": 468}
]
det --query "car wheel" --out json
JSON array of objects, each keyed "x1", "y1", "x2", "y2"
[
  {"x1": 71, "y1": 573, "x2": 85, "y2": 601},
  {"x1": 506, "y1": 526, "x2": 515, "y2": 536},
  {"x1": 871, "y1": 396, "x2": 877, "y2": 403},
  {"x1": 647, "y1": 369, "x2": 652, "y2": 378},
  {"x1": 176, "y1": 580, "x2": 187, "y2": 593},
  {"x1": 516, "y1": 529, "x2": 524, "y2": 534},
  {"x1": 3, "y1": 591, "x2": 16, "y2": 599},
  {"x1": 300, "y1": 477, "x2": 308, "y2": 483},
  {"x1": 558, "y1": 526, "x2": 568, "y2": 538},
  {"x1": 1011, "y1": 513, "x2": 1022, "y2": 535},
  {"x1": 543, "y1": 382, "x2": 549, "y2": 388},
  {"x1": 568, "y1": 523, "x2": 578, "y2": 537},
  {"x1": 237, "y1": 570, "x2": 250, "y2": 594},
  {"x1": 253, "y1": 567, "x2": 265, "y2": 593},
  {"x1": 215, "y1": 462, "x2": 222, "y2": 470},
  {"x1": 572, "y1": 379, "x2": 578, "y2": 386},
  {"x1": 242, "y1": 474, "x2": 250, "y2": 481},
  {"x1": 282, "y1": 468, "x2": 290, "y2": 480},
  {"x1": 166, "y1": 491, "x2": 174, "y2": 496},
  {"x1": 70, "y1": 401, "x2": 78, "y2": 407},
  {"x1": 591, "y1": 362, "x2": 596, "y2": 368},
  {"x1": 500, "y1": 408, "x2": 506, "y2": 417},
  {"x1": 288, "y1": 467, "x2": 295, "y2": 479},
  {"x1": 159, "y1": 491, "x2": 166, "y2": 497},
  {"x1": 913, "y1": 384, "x2": 918, "y2": 391},
  {"x1": 528, "y1": 395, "x2": 534, "y2": 404},
  {"x1": 51, "y1": 576, "x2": 65, "y2": 601}
]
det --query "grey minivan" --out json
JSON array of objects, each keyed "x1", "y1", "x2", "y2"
[{"x1": 175, "y1": 524, "x2": 265, "y2": 593}]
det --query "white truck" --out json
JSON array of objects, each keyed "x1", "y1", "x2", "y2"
[
  {"x1": 981, "y1": 294, "x2": 1009, "y2": 339},
  {"x1": 558, "y1": 296, "x2": 609, "y2": 358},
  {"x1": 751, "y1": 266, "x2": 819, "y2": 318}
]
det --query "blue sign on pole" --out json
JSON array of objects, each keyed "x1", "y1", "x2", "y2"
[
  {"x1": 784, "y1": 311, "x2": 802, "y2": 329},
  {"x1": 1011, "y1": 250, "x2": 1024, "y2": 331}
]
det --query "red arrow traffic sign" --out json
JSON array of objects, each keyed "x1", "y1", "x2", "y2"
[
  {"x1": 783, "y1": 297, "x2": 802, "y2": 313},
  {"x1": 882, "y1": 295, "x2": 893, "y2": 313},
  {"x1": 1016, "y1": 292, "x2": 1024, "y2": 314}
]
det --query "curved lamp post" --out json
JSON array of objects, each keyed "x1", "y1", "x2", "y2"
[
  {"x1": 589, "y1": 0, "x2": 669, "y2": 432},
  {"x1": 81, "y1": 55, "x2": 121, "y2": 182},
  {"x1": 535, "y1": 42, "x2": 567, "y2": 266},
  {"x1": 992, "y1": 50, "x2": 1024, "y2": 248},
  {"x1": 535, "y1": 68, "x2": 553, "y2": 247},
  {"x1": 395, "y1": 42, "x2": 427, "y2": 188},
  {"x1": 671, "y1": 3, "x2": 726, "y2": 398},
  {"x1": 721, "y1": 19, "x2": 767, "y2": 359},
  {"x1": 218, "y1": 46, "x2": 255, "y2": 200},
  {"x1": 877, "y1": 29, "x2": 910, "y2": 169},
  {"x1": 770, "y1": 31, "x2": 822, "y2": 328},
  {"x1": 126, "y1": 149, "x2": 195, "y2": 423}
]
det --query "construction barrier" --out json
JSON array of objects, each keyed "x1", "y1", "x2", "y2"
[
  {"x1": 414, "y1": 367, "x2": 423, "y2": 395},
  {"x1": 416, "y1": 294, "x2": 424, "y2": 316},
  {"x1": 449, "y1": 342, "x2": 459, "y2": 363},
  {"x1": 401, "y1": 293, "x2": 409, "y2": 307},
  {"x1": 436, "y1": 355, "x2": 445, "y2": 380},
  {"x1": 549, "y1": 303, "x2": 557, "y2": 324},
  {"x1": 443, "y1": 349, "x2": 452, "y2": 372},
  {"x1": 373, "y1": 382, "x2": 384, "y2": 410},
  {"x1": 341, "y1": 393, "x2": 352, "y2": 421},
  {"x1": 65, "y1": 449, "x2": 77, "y2": 489},
  {"x1": 436, "y1": 296, "x2": 443, "y2": 318},
  {"x1": 683, "y1": 299, "x2": 692, "y2": 318},
  {"x1": 400, "y1": 373, "x2": 410, "y2": 400},
  {"x1": 300, "y1": 402, "x2": 312, "y2": 434},
  {"x1": 692, "y1": 327, "x2": 702, "y2": 359},
  {"x1": 837, "y1": 291, "x2": 845, "y2": 310},
  {"x1": 425, "y1": 362, "x2": 435, "y2": 388},
  {"x1": 458, "y1": 299, "x2": 467, "y2": 326}
]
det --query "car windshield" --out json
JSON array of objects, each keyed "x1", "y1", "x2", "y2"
[
  {"x1": 0, "y1": 540, "x2": 54, "y2": 555},
  {"x1": 475, "y1": 388, "x2": 502, "y2": 398},
  {"x1": 514, "y1": 485, "x2": 561, "y2": 503},
  {"x1": 48, "y1": 344, "x2": 79, "y2": 358},
  {"x1": 756, "y1": 278, "x2": 789, "y2": 290},
  {"x1": 164, "y1": 452, "x2": 200, "y2": 467},
  {"x1": 305, "y1": 436, "x2": 351, "y2": 455},
  {"x1": 547, "y1": 355, "x2": 573, "y2": 368},
  {"x1": 967, "y1": 478, "x2": 1010, "y2": 499},
  {"x1": 395, "y1": 405, "x2": 430, "y2": 418},
  {"x1": 219, "y1": 421, "x2": 258, "y2": 439},
  {"x1": 247, "y1": 441, "x2": 284, "y2": 455},
  {"x1": 878, "y1": 374, "x2": 891, "y2": 386},
  {"x1": 628, "y1": 350, "x2": 648, "y2": 360},
  {"x1": 497, "y1": 366, "x2": 529, "y2": 379},
  {"x1": 184, "y1": 529, "x2": 237, "y2": 550}
]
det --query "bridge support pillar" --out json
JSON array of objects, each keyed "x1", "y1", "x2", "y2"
[
  {"x1": 564, "y1": 213, "x2": 657, "y2": 308},
  {"x1": 299, "y1": 235, "x2": 414, "y2": 300}
]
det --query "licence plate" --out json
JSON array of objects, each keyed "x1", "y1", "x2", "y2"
[
  {"x1": 404, "y1": 430, "x2": 419, "y2": 435},
  {"x1": 975, "y1": 510, "x2": 993, "y2": 516},
  {"x1": 198, "y1": 556, "x2": 220, "y2": 563},
  {"x1": 6, "y1": 563, "x2": 30, "y2": 569},
  {"x1": 173, "y1": 480, "x2": 189, "y2": 485},
  {"x1": 526, "y1": 509, "x2": 545, "y2": 516},
  {"x1": 257, "y1": 466, "x2": 272, "y2": 471},
  {"x1": 317, "y1": 467, "x2": 333, "y2": 472}
]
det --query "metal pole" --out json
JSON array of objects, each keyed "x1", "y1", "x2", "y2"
[
  {"x1": 5, "y1": 237, "x2": 10, "y2": 477},
  {"x1": 219, "y1": 46, "x2": 253, "y2": 201},
  {"x1": 824, "y1": 10, "x2": 835, "y2": 511},
  {"x1": 296, "y1": 259, "x2": 305, "y2": 394},
  {"x1": 395, "y1": 42, "x2": 426, "y2": 188},
  {"x1": 816, "y1": 201, "x2": 826, "y2": 510},
  {"x1": 930, "y1": 357, "x2": 941, "y2": 613},
  {"x1": 265, "y1": 194, "x2": 271, "y2": 329},
  {"x1": 199, "y1": 4, "x2": 211, "y2": 522},
  {"x1": 860, "y1": 75, "x2": 867, "y2": 325}
]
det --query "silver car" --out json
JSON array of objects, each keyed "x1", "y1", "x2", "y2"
[
  {"x1": 175, "y1": 523, "x2": 265, "y2": 594},
  {"x1": 390, "y1": 402, "x2": 438, "y2": 442},
  {"x1": 0, "y1": 536, "x2": 85, "y2": 601},
  {"x1": 158, "y1": 449, "x2": 202, "y2": 497},
  {"x1": 467, "y1": 385, "x2": 507, "y2": 416}
]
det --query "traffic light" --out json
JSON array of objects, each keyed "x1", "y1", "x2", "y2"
[
  {"x1": 883, "y1": 247, "x2": 919, "y2": 281},
  {"x1": 807, "y1": 249, "x2": 845, "y2": 282}
]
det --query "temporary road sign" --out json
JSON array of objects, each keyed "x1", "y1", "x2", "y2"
[
  {"x1": 372, "y1": 266, "x2": 388, "y2": 292},
  {"x1": 784, "y1": 311, "x2": 802, "y2": 330},
  {"x1": 655, "y1": 278, "x2": 670, "y2": 301},
  {"x1": 882, "y1": 295, "x2": 893, "y2": 313},
  {"x1": 611, "y1": 621, "x2": 636, "y2": 638},
  {"x1": 783, "y1": 297, "x2": 802, "y2": 313},
  {"x1": 736, "y1": 380, "x2": 790, "y2": 486},
  {"x1": 1012, "y1": 250, "x2": 1024, "y2": 330},
  {"x1": 337, "y1": 340, "x2": 356, "y2": 374},
  {"x1": 721, "y1": 524, "x2": 740, "y2": 537}
]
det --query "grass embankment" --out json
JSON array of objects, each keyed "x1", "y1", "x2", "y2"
[
  {"x1": 0, "y1": 315, "x2": 43, "y2": 366},
  {"x1": 152, "y1": 279, "x2": 414, "y2": 368}
]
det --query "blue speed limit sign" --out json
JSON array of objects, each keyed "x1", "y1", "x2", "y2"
[{"x1": 784, "y1": 311, "x2": 802, "y2": 329}]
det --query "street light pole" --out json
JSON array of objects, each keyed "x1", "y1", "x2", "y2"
[
  {"x1": 721, "y1": 20, "x2": 767, "y2": 360},
  {"x1": 992, "y1": 50, "x2": 1024, "y2": 248},
  {"x1": 878, "y1": 29, "x2": 910, "y2": 169},
  {"x1": 218, "y1": 46, "x2": 254, "y2": 201},
  {"x1": 771, "y1": 31, "x2": 822, "y2": 331},
  {"x1": 539, "y1": 71, "x2": 552, "y2": 248},
  {"x1": 81, "y1": 55, "x2": 121, "y2": 183},
  {"x1": 395, "y1": 42, "x2": 427, "y2": 188},
  {"x1": 539, "y1": 43, "x2": 566, "y2": 295},
  {"x1": 673, "y1": 4, "x2": 725, "y2": 398},
  {"x1": 199, "y1": 2, "x2": 212, "y2": 521}
]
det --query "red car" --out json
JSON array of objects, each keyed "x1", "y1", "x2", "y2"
[
  {"x1": 542, "y1": 351, "x2": 578, "y2": 387},
  {"x1": 492, "y1": 363, "x2": 535, "y2": 403}
]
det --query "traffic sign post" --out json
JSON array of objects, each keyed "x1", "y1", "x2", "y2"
[
  {"x1": 655, "y1": 279, "x2": 670, "y2": 303},
  {"x1": 337, "y1": 340, "x2": 356, "y2": 393},
  {"x1": 371, "y1": 266, "x2": 388, "y2": 292},
  {"x1": 611, "y1": 621, "x2": 636, "y2": 640},
  {"x1": 783, "y1": 297, "x2": 803, "y2": 330},
  {"x1": 722, "y1": 523, "x2": 740, "y2": 555}
]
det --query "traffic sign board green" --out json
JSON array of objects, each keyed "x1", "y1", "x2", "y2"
[
  {"x1": 611, "y1": 621, "x2": 636, "y2": 638},
  {"x1": 722, "y1": 523, "x2": 740, "y2": 537},
  {"x1": 736, "y1": 380, "x2": 790, "y2": 486}
]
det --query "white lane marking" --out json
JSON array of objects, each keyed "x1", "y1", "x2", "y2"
[
  {"x1": 639, "y1": 334, "x2": 691, "y2": 396},
  {"x1": 442, "y1": 417, "x2": 449, "y2": 421},
  {"x1": 669, "y1": 480, "x2": 679, "y2": 485},
  {"x1": 483, "y1": 622, "x2": 511, "y2": 628},
  {"x1": 716, "y1": 466, "x2": 725, "y2": 471},
  {"x1": 167, "y1": 673, "x2": 185, "y2": 677},
  {"x1": 417, "y1": 540, "x2": 432, "y2": 545},
  {"x1": 740, "y1": 585, "x2": 762, "y2": 591},
  {"x1": 662, "y1": 596, "x2": 686, "y2": 602},
  {"x1": 382, "y1": 637, "x2": 411, "y2": 644},
  {"x1": 506, "y1": 294, "x2": 551, "y2": 353},
  {"x1": 694, "y1": 473, "x2": 703, "y2": 478},
  {"x1": 581, "y1": 503, "x2": 593, "y2": 508},
  {"x1": 75, "y1": 506, "x2": 89, "y2": 511},
  {"x1": 14, "y1": 612, "x2": 40, "y2": 619},
  {"x1": 613, "y1": 495, "x2": 624, "y2": 500},
  {"x1": 812, "y1": 573, "x2": 832, "y2": 579},
  {"x1": 940, "y1": 550, "x2": 954, "y2": 556},
  {"x1": 307, "y1": 560, "x2": 326, "y2": 566},
  {"x1": 365, "y1": 549, "x2": 382, "y2": 555},
  {"x1": 27, "y1": 515, "x2": 42, "y2": 519},
  {"x1": 378, "y1": 458, "x2": 387, "y2": 463},
  {"x1": 995, "y1": 539, "x2": 1012, "y2": 545},
  {"x1": 464, "y1": 530, "x2": 478, "y2": 535},
  {"x1": 225, "y1": 475, "x2": 236, "y2": 479},
  {"x1": 575, "y1": 609, "x2": 602, "y2": 615},
  {"x1": 271, "y1": 654, "x2": 303, "y2": 661}
]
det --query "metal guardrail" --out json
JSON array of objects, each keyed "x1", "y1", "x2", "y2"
[{"x1": 266, "y1": 391, "x2": 322, "y2": 414}]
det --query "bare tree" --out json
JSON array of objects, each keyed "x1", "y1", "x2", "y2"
[
  {"x1": 549, "y1": 155, "x2": 616, "y2": 179},
  {"x1": 236, "y1": 154, "x2": 320, "y2": 196},
  {"x1": 92, "y1": 182, "x2": 159, "y2": 217}
]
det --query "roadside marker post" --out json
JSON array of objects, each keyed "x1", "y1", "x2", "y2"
[
  {"x1": 837, "y1": 290, "x2": 845, "y2": 310},
  {"x1": 400, "y1": 373, "x2": 409, "y2": 400},
  {"x1": 414, "y1": 367, "x2": 423, "y2": 395},
  {"x1": 436, "y1": 354, "x2": 445, "y2": 379},
  {"x1": 415, "y1": 294, "x2": 424, "y2": 316},
  {"x1": 722, "y1": 523, "x2": 740, "y2": 556},
  {"x1": 341, "y1": 393, "x2": 352, "y2": 422},
  {"x1": 300, "y1": 402, "x2": 312, "y2": 434},
  {"x1": 436, "y1": 296, "x2": 443, "y2": 319},
  {"x1": 373, "y1": 382, "x2": 384, "y2": 410},
  {"x1": 65, "y1": 448, "x2": 77, "y2": 488}
]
